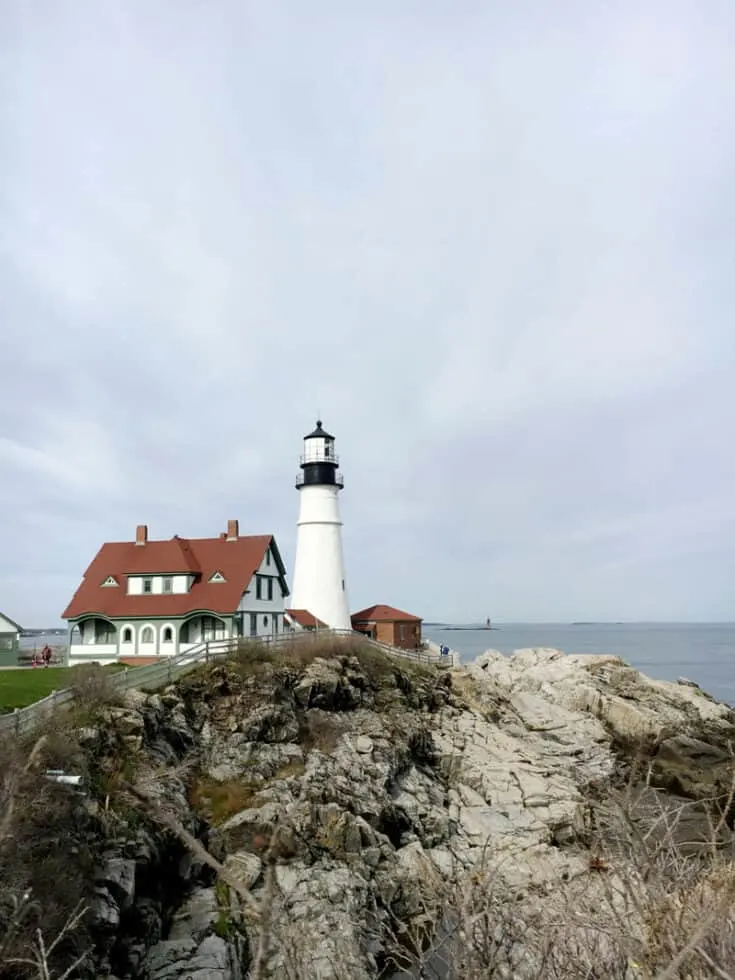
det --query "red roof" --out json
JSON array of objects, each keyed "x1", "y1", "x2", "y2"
[
  {"x1": 62, "y1": 532, "x2": 286, "y2": 620},
  {"x1": 351, "y1": 604, "x2": 422, "y2": 623},
  {"x1": 286, "y1": 608, "x2": 328, "y2": 629}
]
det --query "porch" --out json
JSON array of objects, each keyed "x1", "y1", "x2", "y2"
[
  {"x1": 67, "y1": 613, "x2": 236, "y2": 665},
  {"x1": 67, "y1": 617, "x2": 118, "y2": 666}
]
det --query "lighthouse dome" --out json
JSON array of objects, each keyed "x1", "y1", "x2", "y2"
[{"x1": 305, "y1": 420, "x2": 335, "y2": 440}]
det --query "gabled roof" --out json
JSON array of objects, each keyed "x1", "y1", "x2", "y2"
[
  {"x1": 0, "y1": 611, "x2": 23, "y2": 632},
  {"x1": 286, "y1": 608, "x2": 328, "y2": 629},
  {"x1": 116, "y1": 536, "x2": 201, "y2": 575},
  {"x1": 351, "y1": 604, "x2": 422, "y2": 623},
  {"x1": 62, "y1": 530, "x2": 289, "y2": 620}
]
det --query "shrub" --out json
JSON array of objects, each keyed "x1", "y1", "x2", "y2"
[
  {"x1": 68, "y1": 663, "x2": 122, "y2": 714},
  {"x1": 0, "y1": 732, "x2": 102, "y2": 978},
  {"x1": 299, "y1": 711, "x2": 344, "y2": 754},
  {"x1": 189, "y1": 776, "x2": 264, "y2": 826}
]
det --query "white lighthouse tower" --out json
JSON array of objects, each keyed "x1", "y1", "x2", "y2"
[{"x1": 290, "y1": 420, "x2": 351, "y2": 631}]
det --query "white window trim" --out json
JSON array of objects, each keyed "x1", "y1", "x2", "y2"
[
  {"x1": 160, "y1": 622, "x2": 176, "y2": 644},
  {"x1": 139, "y1": 622, "x2": 157, "y2": 645}
]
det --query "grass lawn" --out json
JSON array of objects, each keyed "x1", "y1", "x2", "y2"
[{"x1": 0, "y1": 664, "x2": 128, "y2": 713}]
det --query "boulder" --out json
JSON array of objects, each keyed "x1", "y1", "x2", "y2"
[
  {"x1": 146, "y1": 934, "x2": 240, "y2": 980},
  {"x1": 355, "y1": 734, "x2": 374, "y2": 754},
  {"x1": 96, "y1": 857, "x2": 136, "y2": 911},
  {"x1": 168, "y1": 887, "x2": 219, "y2": 942}
]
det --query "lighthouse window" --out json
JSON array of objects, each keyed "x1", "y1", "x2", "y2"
[{"x1": 324, "y1": 443, "x2": 331, "y2": 457}]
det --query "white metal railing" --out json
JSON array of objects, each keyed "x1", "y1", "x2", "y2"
[
  {"x1": 0, "y1": 630, "x2": 454, "y2": 737},
  {"x1": 299, "y1": 452, "x2": 340, "y2": 467}
]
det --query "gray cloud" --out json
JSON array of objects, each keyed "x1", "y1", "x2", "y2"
[{"x1": 1, "y1": 0, "x2": 733, "y2": 624}]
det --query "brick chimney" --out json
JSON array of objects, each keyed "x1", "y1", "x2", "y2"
[
  {"x1": 226, "y1": 519, "x2": 239, "y2": 541},
  {"x1": 135, "y1": 524, "x2": 148, "y2": 546}
]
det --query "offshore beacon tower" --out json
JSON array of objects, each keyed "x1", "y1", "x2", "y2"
[{"x1": 291, "y1": 420, "x2": 351, "y2": 630}]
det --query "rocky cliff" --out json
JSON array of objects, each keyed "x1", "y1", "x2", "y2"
[{"x1": 2, "y1": 639, "x2": 734, "y2": 980}]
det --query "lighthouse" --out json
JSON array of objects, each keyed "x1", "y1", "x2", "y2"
[{"x1": 290, "y1": 420, "x2": 351, "y2": 631}]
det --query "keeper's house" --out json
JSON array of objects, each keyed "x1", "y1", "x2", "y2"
[{"x1": 62, "y1": 521, "x2": 290, "y2": 666}]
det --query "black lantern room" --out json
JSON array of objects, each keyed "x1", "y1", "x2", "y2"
[{"x1": 296, "y1": 420, "x2": 344, "y2": 489}]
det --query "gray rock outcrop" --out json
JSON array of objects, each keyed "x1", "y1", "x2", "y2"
[{"x1": 67, "y1": 644, "x2": 735, "y2": 979}]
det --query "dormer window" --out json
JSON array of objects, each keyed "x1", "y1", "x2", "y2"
[
  {"x1": 101, "y1": 576, "x2": 118, "y2": 587},
  {"x1": 143, "y1": 578, "x2": 153, "y2": 594},
  {"x1": 209, "y1": 571, "x2": 226, "y2": 583},
  {"x1": 162, "y1": 577, "x2": 173, "y2": 593}
]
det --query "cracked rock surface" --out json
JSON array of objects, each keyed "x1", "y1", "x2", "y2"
[{"x1": 75, "y1": 643, "x2": 734, "y2": 979}]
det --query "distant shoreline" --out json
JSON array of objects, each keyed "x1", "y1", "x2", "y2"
[{"x1": 435, "y1": 626, "x2": 500, "y2": 631}]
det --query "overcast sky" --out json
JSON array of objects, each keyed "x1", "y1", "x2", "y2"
[{"x1": 1, "y1": 0, "x2": 734, "y2": 626}]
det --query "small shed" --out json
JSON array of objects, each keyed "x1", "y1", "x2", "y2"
[
  {"x1": 0, "y1": 611, "x2": 22, "y2": 666},
  {"x1": 351, "y1": 604, "x2": 422, "y2": 651}
]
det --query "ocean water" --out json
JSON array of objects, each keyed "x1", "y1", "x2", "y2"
[{"x1": 424, "y1": 623, "x2": 735, "y2": 706}]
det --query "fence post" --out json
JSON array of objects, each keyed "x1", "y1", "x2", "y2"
[
  {"x1": 167, "y1": 658, "x2": 173, "y2": 684},
  {"x1": 14, "y1": 708, "x2": 19, "y2": 736}
]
